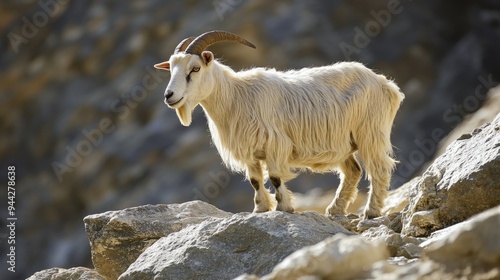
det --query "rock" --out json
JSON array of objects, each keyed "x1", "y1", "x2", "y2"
[
  {"x1": 424, "y1": 204, "x2": 500, "y2": 268},
  {"x1": 365, "y1": 205, "x2": 500, "y2": 279},
  {"x1": 386, "y1": 212, "x2": 400, "y2": 221},
  {"x1": 328, "y1": 213, "x2": 363, "y2": 232},
  {"x1": 118, "y1": 205, "x2": 352, "y2": 280},
  {"x1": 362, "y1": 225, "x2": 403, "y2": 257},
  {"x1": 405, "y1": 209, "x2": 441, "y2": 237},
  {"x1": 357, "y1": 216, "x2": 390, "y2": 232},
  {"x1": 397, "y1": 243, "x2": 422, "y2": 259},
  {"x1": 345, "y1": 213, "x2": 360, "y2": 220},
  {"x1": 365, "y1": 260, "x2": 439, "y2": 279},
  {"x1": 361, "y1": 225, "x2": 403, "y2": 257},
  {"x1": 388, "y1": 212, "x2": 403, "y2": 233},
  {"x1": 361, "y1": 225, "x2": 425, "y2": 259},
  {"x1": 328, "y1": 214, "x2": 353, "y2": 231},
  {"x1": 418, "y1": 220, "x2": 469, "y2": 249},
  {"x1": 259, "y1": 234, "x2": 389, "y2": 280},
  {"x1": 402, "y1": 115, "x2": 500, "y2": 237},
  {"x1": 83, "y1": 201, "x2": 231, "y2": 280},
  {"x1": 26, "y1": 267, "x2": 104, "y2": 280},
  {"x1": 401, "y1": 235, "x2": 426, "y2": 246}
]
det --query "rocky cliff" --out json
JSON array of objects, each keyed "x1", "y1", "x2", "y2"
[
  {"x1": 1, "y1": 1, "x2": 500, "y2": 279},
  {"x1": 28, "y1": 115, "x2": 500, "y2": 279}
]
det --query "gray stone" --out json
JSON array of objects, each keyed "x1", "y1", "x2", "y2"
[
  {"x1": 119, "y1": 209, "x2": 352, "y2": 280},
  {"x1": 397, "y1": 243, "x2": 422, "y2": 259},
  {"x1": 357, "y1": 216, "x2": 391, "y2": 233},
  {"x1": 387, "y1": 212, "x2": 400, "y2": 221},
  {"x1": 388, "y1": 212, "x2": 403, "y2": 233},
  {"x1": 405, "y1": 209, "x2": 441, "y2": 237},
  {"x1": 328, "y1": 214, "x2": 353, "y2": 231},
  {"x1": 361, "y1": 225, "x2": 403, "y2": 257},
  {"x1": 83, "y1": 201, "x2": 231, "y2": 280},
  {"x1": 401, "y1": 235, "x2": 426, "y2": 246},
  {"x1": 345, "y1": 213, "x2": 360, "y2": 220},
  {"x1": 402, "y1": 115, "x2": 500, "y2": 237},
  {"x1": 260, "y1": 234, "x2": 389, "y2": 280},
  {"x1": 365, "y1": 205, "x2": 500, "y2": 279},
  {"x1": 26, "y1": 267, "x2": 104, "y2": 280},
  {"x1": 424, "y1": 205, "x2": 500, "y2": 267}
]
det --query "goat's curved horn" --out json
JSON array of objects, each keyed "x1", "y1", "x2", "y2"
[
  {"x1": 185, "y1": 30, "x2": 256, "y2": 55},
  {"x1": 174, "y1": 37, "x2": 195, "y2": 54}
]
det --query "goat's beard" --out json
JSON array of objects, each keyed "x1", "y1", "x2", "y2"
[{"x1": 176, "y1": 102, "x2": 194, "y2": 126}]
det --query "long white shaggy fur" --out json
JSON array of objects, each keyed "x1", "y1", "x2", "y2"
[{"x1": 161, "y1": 52, "x2": 404, "y2": 219}]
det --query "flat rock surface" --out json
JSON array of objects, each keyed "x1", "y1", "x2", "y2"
[{"x1": 119, "y1": 209, "x2": 352, "y2": 280}]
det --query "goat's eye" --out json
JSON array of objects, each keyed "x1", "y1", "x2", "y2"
[{"x1": 192, "y1": 66, "x2": 200, "y2": 72}]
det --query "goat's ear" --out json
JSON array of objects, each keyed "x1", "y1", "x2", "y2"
[
  {"x1": 154, "y1": 61, "x2": 170, "y2": 71},
  {"x1": 201, "y1": 51, "x2": 213, "y2": 65}
]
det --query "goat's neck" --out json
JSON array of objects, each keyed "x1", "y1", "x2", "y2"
[{"x1": 200, "y1": 62, "x2": 240, "y2": 126}]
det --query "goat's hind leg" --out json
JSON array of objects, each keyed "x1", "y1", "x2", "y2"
[
  {"x1": 358, "y1": 147, "x2": 395, "y2": 219},
  {"x1": 326, "y1": 154, "x2": 362, "y2": 216},
  {"x1": 247, "y1": 162, "x2": 275, "y2": 213},
  {"x1": 362, "y1": 157, "x2": 392, "y2": 219}
]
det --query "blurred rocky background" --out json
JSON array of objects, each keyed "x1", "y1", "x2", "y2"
[{"x1": 0, "y1": 0, "x2": 499, "y2": 279}]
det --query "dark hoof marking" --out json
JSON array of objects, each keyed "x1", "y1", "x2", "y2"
[
  {"x1": 250, "y1": 178, "x2": 259, "y2": 190},
  {"x1": 270, "y1": 176, "x2": 281, "y2": 188}
]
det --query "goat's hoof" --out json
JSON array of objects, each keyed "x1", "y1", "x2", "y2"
[
  {"x1": 325, "y1": 205, "x2": 345, "y2": 216},
  {"x1": 361, "y1": 208, "x2": 381, "y2": 220},
  {"x1": 253, "y1": 208, "x2": 271, "y2": 213},
  {"x1": 276, "y1": 205, "x2": 294, "y2": 213}
]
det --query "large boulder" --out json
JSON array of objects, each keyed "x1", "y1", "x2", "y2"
[
  {"x1": 83, "y1": 201, "x2": 231, "y2": 280},
  {"x1": 117, "y1": 205, "x2": 352, "y2": 280},
  {"x1": 401, "y1": 114, "x2": 500, "y2": 236},
  {"x1": 423, "y1": 204, "x2": 500, "y2": 269},
  {"x1": 258, "y1": 234, "x2": 388, "y2": 280}
]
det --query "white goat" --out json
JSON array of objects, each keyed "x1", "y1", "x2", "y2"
[{"x1": 155, "y1": 31, "x2": 404, "y2": 218}]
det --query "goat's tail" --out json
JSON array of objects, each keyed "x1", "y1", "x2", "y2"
[
  {"x1": 380, "y1": 76, "x2": 404, "y2": 163},
  {"x1": 382, "y1": 77, "x2": 405, "y2": 108},
  {"x1": 357, "y1": 76, "x2": 404, "y2": 175}
]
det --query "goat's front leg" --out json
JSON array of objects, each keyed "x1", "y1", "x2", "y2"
[
  {"x1": 270, "y1": 176, "x2": 294, "y2": 213},
  {"x1": 247, "y1": 162, "x2": 275, "y2": 213}
]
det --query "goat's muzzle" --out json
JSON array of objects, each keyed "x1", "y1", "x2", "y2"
[{"x1": 165, "y1": 91, "x2": 184, "y2": 108}]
